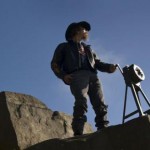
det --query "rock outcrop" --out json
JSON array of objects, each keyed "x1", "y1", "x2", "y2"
[
  {"x1": 1, "y1": 91, "x2": 150, "y2": 150},
  {"x1": 0, "y1": 91, "x2": 93, "y2": 150},
  {"x1": 26, "y1": 115, "x2": 150, "y2": 150}
]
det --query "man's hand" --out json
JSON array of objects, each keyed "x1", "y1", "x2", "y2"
[
  {"x1": 109, "y1": 64, "x2": 117, "y2": 73},
  {"x1": 63, "y1": 74, "x2": 73, "y2": 85}
]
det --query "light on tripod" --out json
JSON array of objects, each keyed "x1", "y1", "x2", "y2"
[
  {"x1": 122, "y1": 64, "x2": 145, "y2": 85},
  {"x1": 128, "y1": 64, "x2": 145, "y2": 84}
]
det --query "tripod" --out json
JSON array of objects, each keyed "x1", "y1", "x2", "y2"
[{"x1": 117, "y1": 64, "x2": 150, "y2": 124}]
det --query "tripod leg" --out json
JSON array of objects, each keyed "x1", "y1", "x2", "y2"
[
  {"x1": 130, "y1": 84, "x2": 144, "y2": 116},
  {"x1": 137, "y1": 92, "x2": 141, "y2": 105},
  {"x1": 138, "y1": 87, "x2": 150, "y2": 107},
  {"x1": 122, "y1": 85, "x2": 128, "y2": 124}
]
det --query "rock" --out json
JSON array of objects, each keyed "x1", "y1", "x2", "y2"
[
  {"x1": 0, "y1": 91, "x2": 93, "y2": 150},
  {"x1": 26, "y1": 115, "x2": 150, "y2": 150}
]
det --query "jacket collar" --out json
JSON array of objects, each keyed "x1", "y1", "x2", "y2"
[{"x1": 68, "y1": 40, "x2": 90, "y2": 48}]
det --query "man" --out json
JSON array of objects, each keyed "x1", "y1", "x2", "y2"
[{"x1": 51, "y1": 21, "x2": 116, "y2": 136}]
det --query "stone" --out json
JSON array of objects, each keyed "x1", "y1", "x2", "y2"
[
  {"x1": 26, "y1": 115, "x2": 150, "y2": 150},
  {"x1": 0, "y1": 91, "x2": 93, "y2": 150}
]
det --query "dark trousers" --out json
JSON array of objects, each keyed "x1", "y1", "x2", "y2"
[{"x1": 70, "y1": 70, "x2": 109, "y2": 135}]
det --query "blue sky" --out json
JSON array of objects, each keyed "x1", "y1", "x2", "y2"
[{"x1": 1, "y1": 0, "x2": 150, "y2": 130}]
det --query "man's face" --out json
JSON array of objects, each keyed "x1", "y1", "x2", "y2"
[{"x1": 78, "y1": 27, "x2": 89, "y2": 41}]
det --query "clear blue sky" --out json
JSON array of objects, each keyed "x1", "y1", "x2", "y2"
[{"x1": 1, "y1": 0, "x2": 150, "y2": 130}]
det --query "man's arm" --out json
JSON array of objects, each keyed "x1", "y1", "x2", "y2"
[
  {"x1": 93, "y1": 52, "x2": 116, "y2": 73},
  {"x1": 51, "y1": 43, "x2": 67, "y2": 79}
]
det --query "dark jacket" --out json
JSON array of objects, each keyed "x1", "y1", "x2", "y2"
[{"x1": 51, "y1": 41, "x2": 113, "y2": 80}]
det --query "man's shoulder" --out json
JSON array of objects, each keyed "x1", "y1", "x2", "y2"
[
  {"x1": 57, "y1": 42, "x2": 69, "y2": 47},
  {"x1": 54, "y1": 42, "x2": 67, "y2": 51},
  {"x1": 56, "y1": 42, "x2": 70, "y2": 50}
]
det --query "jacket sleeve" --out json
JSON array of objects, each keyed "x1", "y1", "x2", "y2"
[
  {"x1": 93, "y1": 51, "x2": 113, "y2": 73},
  {"x1": 51, "y1": 43, "x2": 67, "y2": 79}
]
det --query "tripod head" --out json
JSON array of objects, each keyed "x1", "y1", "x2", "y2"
[{"x1": 116, "y1": 64, "x2": 145, "y2": 86}]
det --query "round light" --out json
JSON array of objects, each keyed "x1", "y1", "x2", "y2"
[{"x1": 128, "y1": 64, "x2": 145, "y2": 84}]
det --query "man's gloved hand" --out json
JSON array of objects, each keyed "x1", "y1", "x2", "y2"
[{"x1": 109, "y1": 64, "x2": 117, "y2": 73}]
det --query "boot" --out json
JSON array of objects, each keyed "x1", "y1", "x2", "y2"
[{"x1": 72, "y1": 116, "x2": 86, "y2": 136}]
